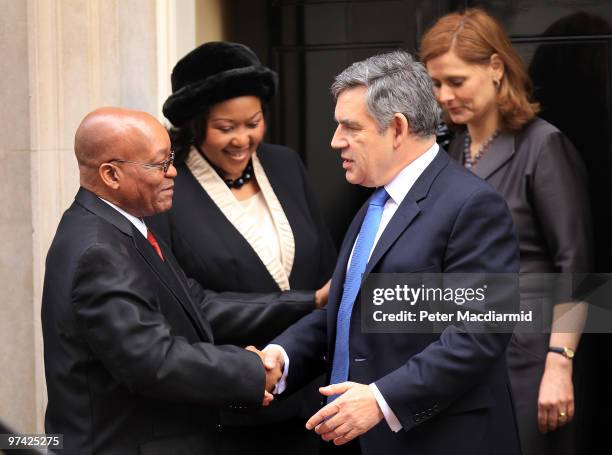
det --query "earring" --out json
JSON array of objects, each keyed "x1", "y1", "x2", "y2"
[{"x1": 493, "y1": 79, "x2": 500, "y2": 88}]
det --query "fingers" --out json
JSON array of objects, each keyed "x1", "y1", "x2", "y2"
[
  {"x1": 333, "y1": 428, "x2": 359, "y2": 446},
  {"x1": 567, "y1": 400, "x2": 575, "y2": 422},
  {"x1": 315, "y1": 279, "x2": 331, "y2": 309},
  {"x1": 537, "y1": 405, "x2": 546, "y2": 433},
  {"x1": 314, "y1": 409, "x2": 344, "y2": 437},
  {"x1": 306, "y1": 382, "x2": 383, "y2": 444},
  {"x1": 263, "y1": 348, "x2": 284, "y2": 371},
  {"x1": 262, "y1": 390, "x2": 274, "y2": 407},
  {"x1": 538, "y1": 403, "x2": 559, "y2": 433},
  {"x1": 318, "y1": 421, "x2": 350, "y2": 442},
  {"x1": 262, "y1": 348, "x2": 283, "y2": 393},
  {"x1": 306, "y1": 403, "x2": 340, "y2": 430},
  {"x1": 538, "y1": 400, "x2": 574, "y2": 433},
  {"x1": 546, "y1": 407, "x2": 559, "y2": 433},
  {"x1": 245, "y1": 345, "x2": 264, "y2": 361},
  {"x1": 318, "y1": 381, "x2": 353, "y2": 397},
  {"x1": 307, "y1": 382, "x2": 353, "y2": 429},
  {"x1": 557, "y1": 399, "x2": 575, "y2": 427},
  {"x1": 245, "y1": 346, "x2": 282, "y2": 393},
  {"x1": 264, "y1": 365, "x2": 282, "y2": 392}
]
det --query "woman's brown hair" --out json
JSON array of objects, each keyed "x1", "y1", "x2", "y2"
[{"x1": 420, "y1": 8, "x2": 539, "y2": 132}]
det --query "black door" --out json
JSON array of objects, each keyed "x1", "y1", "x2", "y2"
[{"x1": 225, "y1": 1, "x2": 612, "y2": 451}]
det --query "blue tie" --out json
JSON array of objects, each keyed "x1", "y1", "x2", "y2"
[{"x1": 328, "y1": 187, "x2": 389, "y2": 402}]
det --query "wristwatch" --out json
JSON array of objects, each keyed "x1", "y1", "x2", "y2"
[{"x1": 548, "y1": 346, "x2": 575, "y2": 360}]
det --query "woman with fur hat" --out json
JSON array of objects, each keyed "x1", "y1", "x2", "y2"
[{"x1": 149, "y1": 41, "x2": 335, "y2": 454}]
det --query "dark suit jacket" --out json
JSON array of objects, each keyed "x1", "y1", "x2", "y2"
[
  {"x1": 42, "y1": 188, "x2": 317, "y2": 455},
  {"x1": 273, "y1": 150, "x2": 522, "y2": 455},
  {"x1": 448, "y1": 117, "x2": 592, "y2": 274}
]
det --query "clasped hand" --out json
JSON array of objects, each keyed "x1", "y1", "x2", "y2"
[{"x1": 245, "y1": 345, "x2": 283, "y2": 406}]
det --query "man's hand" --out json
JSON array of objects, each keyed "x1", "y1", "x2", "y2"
[
  {"x1": 305, "y1": 382, "x2": 383, "y2": 445},
  {"x1": 262, "y1": 345, "x2": 286, "y2": 381},
  {"x1": 245, "y1": 345, "x2": 280, "y2": 406},
  {"x1": 315, "y1": 279, "x2": 331, "y2": 309},
  {"x1": 538, "y1": 353, "x2": 574, "y2": 433}
]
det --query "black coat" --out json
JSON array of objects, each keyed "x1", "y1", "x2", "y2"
[{"x1": 42, "y1": 188, "x2": 317, "y2": 455}]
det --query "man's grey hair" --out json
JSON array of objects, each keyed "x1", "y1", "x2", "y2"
[{"x1": 331, "y1": 50, "x2": 439, "y2": 136}]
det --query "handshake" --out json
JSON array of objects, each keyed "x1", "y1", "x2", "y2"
[
  {"x1": 245, "y1": 345, "x2": 285, "y2": 406},
  {"x1": 245, "y1": 344, "x2": 384, "y2": 446},
  {"x1": 245, "y1": 279, "x2": 331, "y2": 406}
]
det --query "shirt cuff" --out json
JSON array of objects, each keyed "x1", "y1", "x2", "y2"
[
  {"x1": 369, "y1": 383, "x2": 402, "y2": 432},
  {"x1": 263, "y1": 344, "x2": 289, "y2": 394}
]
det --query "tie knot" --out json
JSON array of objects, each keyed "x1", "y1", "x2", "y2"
[{"x1": 370, "y1": 187, "x2": 389, "y2": 207}]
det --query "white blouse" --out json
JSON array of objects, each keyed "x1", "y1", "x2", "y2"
[{"x1": 240, "y1": 191, "x2": 282, "y2": 269}]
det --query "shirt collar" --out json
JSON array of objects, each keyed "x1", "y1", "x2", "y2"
[
  {"x1": 384, "y1": 142, "x2": 439, "y2": 206},
  {"x1": 98, "y1": 197, "x2": 148, "y2": 238}
]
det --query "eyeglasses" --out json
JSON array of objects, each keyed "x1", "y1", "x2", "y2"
[{"x1": 111, "y1": 150, "x2": 175, "y2": 174}]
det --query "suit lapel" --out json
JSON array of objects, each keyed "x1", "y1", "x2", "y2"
[
  {"x1": 75, "y1": 188, "x2": 212, "y2": 341},
  {"x1": 364, "y1": 200, "x2": 420, "y2": 275},
  {"x1": 452, "y1": 131, "x2": 516, "y2": 181},
  {"x1": 75, "y1": 187, "x2": 134, "y2": 236},
  {"x1": 365, "y1": 150, "x2": 449, "y2": 275},
  {"x1": 133, "y1": 233, "x2": 213, "y2": 341},
  {"x1": 472, "y1": 132, "x2": 515, "y2": 180}
]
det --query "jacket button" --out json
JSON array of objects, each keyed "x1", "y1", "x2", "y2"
[{"x1": 216, "y1": 424, "x2": 223, "y2": 432}]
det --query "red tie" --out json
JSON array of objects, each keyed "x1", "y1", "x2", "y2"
[{"x1": 146, "y1": 230, "x2": 164, "y2": 261}]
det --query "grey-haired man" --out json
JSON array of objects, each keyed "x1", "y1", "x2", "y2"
[{"x1": 263, "y1": 50, "x2": 521, "y2": 455}]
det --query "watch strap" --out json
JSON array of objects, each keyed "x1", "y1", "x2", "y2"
[{"x1": 548, "y1": 346, "x2": 574, "y2": 359}]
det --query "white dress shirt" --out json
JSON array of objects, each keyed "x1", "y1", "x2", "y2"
[
  {"x1": 268, "y1": 142, "x2": 439, "y2": 432},
  {"x1": 99, "y1": 198, "x2": 148, "y2": 238}
]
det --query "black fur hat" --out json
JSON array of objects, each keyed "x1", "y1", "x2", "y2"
[{"x1": 162, "y1": 42, "x2": 277, "y2": 126}]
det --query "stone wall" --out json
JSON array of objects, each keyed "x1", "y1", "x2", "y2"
[{"x1": 0, "y1": 0, "x2": 199, "y2": 433}]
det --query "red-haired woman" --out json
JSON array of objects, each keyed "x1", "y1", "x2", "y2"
[{"x1": 421, "y1": 8, "x2": 592, "y2": 455}]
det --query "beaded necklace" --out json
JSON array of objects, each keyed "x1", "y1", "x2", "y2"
[
  {"x1": 463, "y1": 130, "x2": 499, "y2": 169},
  {"x1": 219, "y1": 159, "x2": 254, "y2": 189},
  {"x1": 199, "y1": 147, "x2": 255, "y2": 189}
]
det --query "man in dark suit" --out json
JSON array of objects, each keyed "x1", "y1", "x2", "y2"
[
  {"x1": 41, "y1": 107, "x2": 321, "y2": 454},
  {"x1": 263, "y1": 51, "x2": 522, "y2": 454}
]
